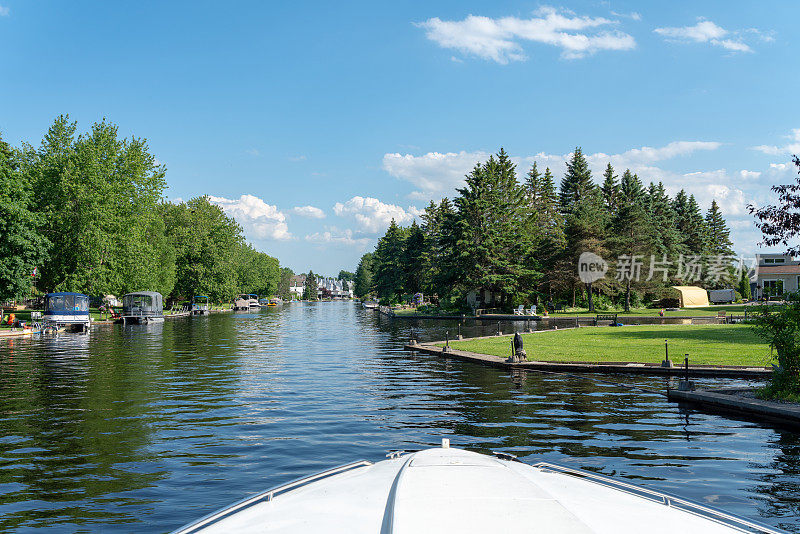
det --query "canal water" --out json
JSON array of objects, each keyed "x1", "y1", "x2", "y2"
[{"x1": 0, "y1": 301, "x2": 797, "y2": 533}]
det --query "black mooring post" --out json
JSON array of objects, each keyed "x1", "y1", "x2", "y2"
[
  {"x1": 684, "y1": 355, "x2": 689, "y2": 381},
  {"x1": 511, "y1": 337, "x2": 515, "y2": 359},
  {"x1": 665, "y1": 340, "x2": 668, "y2": 360}
]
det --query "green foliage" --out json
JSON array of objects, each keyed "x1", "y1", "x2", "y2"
[
  {"x1": 337, "y1": 270, "x2": 354, "y2": 281},
  {"x1": 278, "y1": 267, "x2": 295, "y2": 300},
  {"x1": 751, "y1": 294, "x2": 800, "y2": 394},
  {"x1": 353, "y1": 253, "x2": 373, "y2": 299},
  {"x1": 357, "y1": 147, "x2": 737, "y2": 313},
  {"x1": 373, "y1": 220, "x2": 406, "y2": 302},
  {"x1": 0, "y1": 135, "x2": 49, "y2": 301},
  {"x1": 303, "y1": 271, "x2": 318, "y2": 300},
  {"x1": 161, "y1": 197, "x2": 243, "y2": 302},
  {"x1": 23, "y1": 116, "x2": 173, "y2": 296},
  {"x1": 738, "y1": 269, "x2": 752, "y2": 300},
  {"x1": 5, "y1": 116, "x2": 283, "y2": 304}
]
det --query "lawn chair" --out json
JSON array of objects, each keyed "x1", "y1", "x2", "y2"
[
  {"x1": 527, "y1": 305, "x2": 537, "y2": 316},
  {"x1": 513, "y1": 305, "x2": 525, "y2": 315}
]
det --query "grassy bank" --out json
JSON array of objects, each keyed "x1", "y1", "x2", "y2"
[
  {"x1": 547, "y1": 305, "x2": 751, "y2": 317},
  {"x1": 444, "y1": 324, "x2": 771, "y2": 367}
]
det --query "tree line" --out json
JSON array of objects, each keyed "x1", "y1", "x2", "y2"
[
  {"x1": 0, "y1": 116, "x2": 281, "y2": 304},
  {"x1": 354, "y1": 148, "x2": 736, "y2": 312}
]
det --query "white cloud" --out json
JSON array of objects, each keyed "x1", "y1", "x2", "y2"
[
  {"x1": 383, "y1": 141, "x2": 722, "y2": 201},
  {"x1": 245, "y1": 148, "x2": 260, "y2": 157},
  {"x1": 739, "y1": 170, "x2": 761, "y2": 180},
  {"x1": 654, "y1": 20, "x2": 753, "y2": 52},
  {"x1": 416, "y1": 6, "x2": 635, "y2": 63},
  {"x1": 289, "y1": 155, "x2": 307, "y2": 162},
  {"x1": 752, "y1": 128, "x2": 800, "y2": 156},
  {"x1": 611, "y1": 11, "x2": 641, "y2": 21},
  {"x1": 0, "y1": 5, "x2": 9, "y2": 16},
  {"x1": 333, "y1": 196, "x2": 421, "y2": 234},
  {"x1": 305, "y1": 228, "x2": 371, "y2": 249},
  {"x1": 382, "y1": 150, "x2": 490, "y2": 198},
  {"x1": 208, "y1": 194, "x2": 292, "y2": 241},
  {"x1": 292, "y1": 205, "x2": 326, "y2": 219}
]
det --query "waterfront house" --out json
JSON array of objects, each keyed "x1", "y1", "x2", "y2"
[
  {"x1": 289, "y1": 275, "x2": 306, "y2": 299},
  {"x1": 751, "y1": 253, "x2": 800, "y2": 299}
]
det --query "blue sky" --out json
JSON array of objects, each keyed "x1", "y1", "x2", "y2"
[{"x1": 1, "y1": 1, "x2": 798, "y2": 275}]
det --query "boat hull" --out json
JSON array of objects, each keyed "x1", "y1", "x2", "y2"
[{"x1": 172, "y1": 446, "x2": 783, "y2": 534}]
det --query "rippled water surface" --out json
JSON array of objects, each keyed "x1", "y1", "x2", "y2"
[{"x1": 0, "y1": 302, "x2": 798, "y2": 532}]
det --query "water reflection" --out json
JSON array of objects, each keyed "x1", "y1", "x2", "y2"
[{"x1": 0, "y1": 303, "x2": 796, "y2": 532}]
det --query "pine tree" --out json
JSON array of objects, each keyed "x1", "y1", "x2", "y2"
[
  {"x1": 403, "y1": 221, "x2": 426, "y2": 294},
  {"x1": 453, "y1": 149, "x2": 539, "y2": 309},
  {"x1": 557, "y1": 189, "x2": 608, "y2": 310},
  {"x1": 372, "y1": 220, "x2": 406, "y2": 302},
  {"x1": 353, "y1": 253, "x2": 373, "y2": 299},
  {"x1": 738, "y1": 268, "x2": 751, "y2": 300},
  {"x1": 646, "y1": 182, "x2": 683, "y2": 260},
  {"x1": 535, "y1": 167, "x2": 566, "y2": 304},
  {"x1": 303, "y1": 271, "x2": 318, "y2": 301},
  {"x1": 609, "y1": 170, "x2": 653, "y2": 311},
  {"x1": 601, "y1": 163, "x2": 620, "y2": 217},
  {"x1": 559, "y1": 147, "x2": 595, "y2": 213},
  {"x1": 705, "y1": 200, "x2": 734, "y2": 256}
]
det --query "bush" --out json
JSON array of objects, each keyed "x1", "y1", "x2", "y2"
[
  {"x1": 655, "y1": 297, "x2": 681, "y2": 308},
  {"x1": 591, "y1": 293, "x2": 614, "y2": 311},
  {"x1": 734, "y1": 290, "x2": 743, "y2": 304},
  {"x1": 751, "y1": 293, "x2": 800, "y2": 399}
]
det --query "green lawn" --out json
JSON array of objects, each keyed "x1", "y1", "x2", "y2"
[
  {"x1": 444, "y1": 324, "x2": 772, "y2": 367},
  {"x1": 547, "y1": 305, "x2": 752, "y2": 317}
]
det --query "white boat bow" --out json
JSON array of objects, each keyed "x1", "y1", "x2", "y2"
[{"x1": 173, "y1": 440, "x2": 785, "y2": 534}]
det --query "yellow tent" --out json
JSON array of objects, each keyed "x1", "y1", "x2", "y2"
[{"x1": 671, "y1": 286, "x2": 709, "y2": 308}]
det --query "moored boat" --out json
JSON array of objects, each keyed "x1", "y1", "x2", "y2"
[
  {"x1": 42, "y1": 292, "x2": 91, "y2": 332},
  {"x1": 121, "y1": 292, "x2": 164, "y2": 325},
  {"x1": 192, "y1": 296, "x2": 211, "y2": 316},
  {"x1": 172, "y1": 441, "x2": 784, "y2": 533}
]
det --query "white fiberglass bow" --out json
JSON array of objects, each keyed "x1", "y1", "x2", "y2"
[{"x1": 173, "y1": 439, "x2": 785, "y2": 534}]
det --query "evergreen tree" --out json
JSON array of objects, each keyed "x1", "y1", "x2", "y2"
[
  {"x1": 557, "y1": 189, "x2": 608, "y2": 310},
  {"x1": 524, "y1": 162, "x2": 542, "y2": 202},
  {"x1": 609, "y1": 170, "x2": 653, "y2": 311},
  {"x1": 535, "y1": 167, "x2": 566, "y2": 304},
  {"x1": 705, "y1": 200, "x2": 734, "y2": 256},
  {"x1": 559, "y1": 147, "x2": 594, "y2": 213},
  {"x1": 372, "y1": 220, "x2": 406, "y2": 302},
  {"x1": 738, "y1": 268, "x2": 752, "y2": 300},
  {"x1": 601, "y1": 163, "x2": 620, "y2": 217},
  {"x1": 673, "y1": 190, "x2": 709, "y2": 256},
  {"x1": 646, "y1": 182, "x2": 683, "y2": 260},
  {"x1": 453, "y1": 149, "x2": 539, "y2": 309},
  {"x1": 403, "y1": 221, "x2": 426, "y2": 294},
  {"x1": 353, "y1": 253, "x2": 373, "y2": 299},
  {"x1": 303, "y1": 271, "x2": 318, "y2": 300}
]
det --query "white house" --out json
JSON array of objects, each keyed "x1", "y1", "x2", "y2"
[
  {"x1": 751, "y1": 253, "x2": 800, "y2": 299},
  {"x1": 289, "y1": 274, "x2": 306, "y2": 299}
]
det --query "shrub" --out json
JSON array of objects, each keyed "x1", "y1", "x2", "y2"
[{"x1": 751, "y1": 293, "x2": 800, "y2": 399}]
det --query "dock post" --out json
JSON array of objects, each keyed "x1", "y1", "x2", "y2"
[
  {"x1": 457, "y1": 323, "x2": 462, "y2": 340},
  {"x1": 684, "y1": 355, "x2": 689, "y2": 381},
  {"x1": 444, "y1": 330, "x2": 450, "y2": 353}
]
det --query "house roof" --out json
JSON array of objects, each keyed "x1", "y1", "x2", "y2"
[{"x1": 757, "y1": 265, "x2": 800, "y2": 275}]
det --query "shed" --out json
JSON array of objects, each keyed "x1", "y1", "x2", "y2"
[{"x1": 670, "y1": 286, "x2": 709, "y2": 308}]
